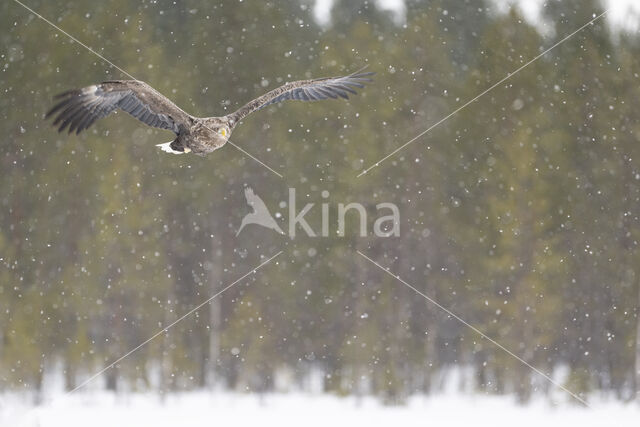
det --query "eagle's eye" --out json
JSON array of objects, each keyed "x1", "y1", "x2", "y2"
[{"x1": 218, "y1": 127, "x2": 227, "y2": 137}]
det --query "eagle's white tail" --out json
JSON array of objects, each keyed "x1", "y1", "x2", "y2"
[{"x1": 156, "y1": 141, "x2": 186, "y2": 154}]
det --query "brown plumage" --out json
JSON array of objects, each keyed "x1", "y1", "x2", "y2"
[{"x1": 46, "y1": 72, "x2": 374, "y2": 156}]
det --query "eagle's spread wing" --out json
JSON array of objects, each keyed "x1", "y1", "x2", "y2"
[
  {"x1": 46, "y1": 80, "x2": 192, "y2": 135},
  {"x1": 226, "y1": 72, "x2": 374, "y2": 125}
]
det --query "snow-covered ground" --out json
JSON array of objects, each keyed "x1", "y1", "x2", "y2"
[{"x1": 2, "y1": 391, "x2": 638, "y2": 427}]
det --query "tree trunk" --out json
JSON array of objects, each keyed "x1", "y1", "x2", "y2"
[
  {"x1": 635, "y1": 283, "x2": 640, "y2": 401},
  {"x1": 207, "y1": 268, "x2": 222, "y2": 388},
  {"x1": 206, "y1": 220, "x2": 224, "y2": 388},
  {"x1": 160, "y1": 287, "x2": 175, "y2": 398},
  {"x1": 63, "y1": 358, "x2": 76, "y2": 391},
  {"x1": 105, "y1": 367, "x2": 118, "y2": 392}
]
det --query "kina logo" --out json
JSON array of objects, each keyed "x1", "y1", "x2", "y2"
[
  {"x1": 236, "y1": 187, "x2": 400, "y2": 239},
  {"x1": 236, "y1": 187, "x2": 285, "y2": 236}
]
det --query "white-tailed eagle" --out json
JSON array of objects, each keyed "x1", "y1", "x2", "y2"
[{"x1": 46, "y1": 72, "x2": 374, "y2": 155}]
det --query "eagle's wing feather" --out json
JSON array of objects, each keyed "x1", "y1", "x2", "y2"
[
  {"x1": 46, "y1": 80, "x2": 191, "y2": 135},
  {"x1": 226, "y1": 72, "x2": 374, "y2": 125}
]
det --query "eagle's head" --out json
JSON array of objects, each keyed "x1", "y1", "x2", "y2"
[
  {"x1": 212, "y1": 124, "x2": 229, "y2": 140},
  {"x1": 197, "y1": 117, "x2": 231, "y2": 151}
]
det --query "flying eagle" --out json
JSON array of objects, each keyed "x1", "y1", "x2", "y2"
[{"x1": 46, "y1": 71, "x2": 374, "y2": 155}]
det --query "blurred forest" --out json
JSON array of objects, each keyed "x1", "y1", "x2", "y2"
[{"x1": 1, "y1": 0, "x2": 640, "y2": 404}]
